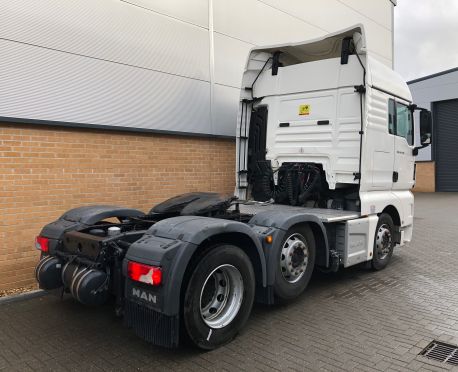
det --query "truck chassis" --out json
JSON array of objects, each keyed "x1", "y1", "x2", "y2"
[{"x1": 35, "y1": 192, "x2": 397, "y2": 349}]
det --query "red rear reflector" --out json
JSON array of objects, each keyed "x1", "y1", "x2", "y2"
[
  {"x1": 127, "y1": 261, "x2": 162, "y2": 286},
  {"x1": 35, "y1": 236, "x2": 49, "y2": 253}
]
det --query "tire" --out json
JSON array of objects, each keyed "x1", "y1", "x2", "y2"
[
  {"x1": 274, "y1": 225, "x2": 316, "y2": 301},
  {"x1": 371, "y1": 213, "x2": 395, "y2": 270},
  {"x1": 183, "y1": 244, "x2": 255, "y2": 350}
]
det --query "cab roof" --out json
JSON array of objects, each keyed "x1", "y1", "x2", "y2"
[{"x1": 246, "y1": 24, "x2": 412, "y2": 102}]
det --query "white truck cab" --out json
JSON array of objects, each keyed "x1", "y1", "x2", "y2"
[{"x1": 236, "y1": 25, "x2": 431, "y2": 253}]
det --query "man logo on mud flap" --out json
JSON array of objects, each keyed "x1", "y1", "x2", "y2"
[{"x1": 132, "y1": 287, "x2": 157, "y2": 303}]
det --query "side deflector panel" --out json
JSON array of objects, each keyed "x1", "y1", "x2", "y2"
[{"x1": 336, "y1": 215, "x2": 378, "y2": 267}]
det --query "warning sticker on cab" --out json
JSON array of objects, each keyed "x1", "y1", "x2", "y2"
[{"x1": 298, "y1": 104, "x2": 310, "y2": 116}]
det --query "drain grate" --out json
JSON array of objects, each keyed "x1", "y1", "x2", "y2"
[{"x1": 420, "y1": 341, "x2": 458, "y2": 366}]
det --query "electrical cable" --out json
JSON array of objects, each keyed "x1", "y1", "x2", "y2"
[
  {"x1": 238, "y1": 101, "x2": 245, "y2": 190},
  {"x1": 352, "y1": 40, "x2": 366, "y2": 186},
  {"x1": 352, "y1": 40, "x2": 366, "y2": 86},
  {"x1": 250, "y1": 57, "x2": 272, "y2": 99}
]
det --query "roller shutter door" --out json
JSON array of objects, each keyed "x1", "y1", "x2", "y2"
[{"x1": 435, "y1": 99, "x2": 458, "y2": 191}]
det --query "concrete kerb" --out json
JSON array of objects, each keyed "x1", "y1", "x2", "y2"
[{"x1": 0, "y1": 290, "x2": 46, "y2": 305}]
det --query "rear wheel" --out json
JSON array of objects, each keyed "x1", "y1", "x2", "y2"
[
  {"x1": 183, "y1": 245, "x2": 255, "y2": 349},
  {"x1": 274, "y1": 225, "x2": 316, "y2": 301},
  {"x1": 371, "y1": 213, "x2": 395, "y2": 270}
]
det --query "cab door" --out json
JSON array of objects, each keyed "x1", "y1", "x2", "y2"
[
  {"x1": 392, "y1": 101, "x2": 415, "y2": 190},
  {"x1": 368, "y1": 94, "x2": 395, "y2": 190}
]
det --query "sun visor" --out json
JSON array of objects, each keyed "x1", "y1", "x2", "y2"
[{"x1": 247, "y1": 25, "x2": 367, "y2": 66}]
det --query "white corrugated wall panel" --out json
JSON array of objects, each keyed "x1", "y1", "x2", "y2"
[
  {"x1": 213, "y1": 33, "x2": 253, "y2": 88},
  {"x1": 257, "y1": 0, "x2": 392, "y2": 63},
  {"x1": 0, "y1": 39, "x2": 211, "y2": 134},
  {"x1": 213, "y1": 0, "x2": 325, "y2": 46},
  {"x1": 0, "y1": 0, "x2": 394, "y2": 136},
  {"x1": 212, "y1": 84, "x2": 241, "y2": 137},
  {"x1": 122, "y1": 0, "x2": 209, "y2": 28},
  {"x1": 0, "y1": 0, "x2": 210, "y2": 81},
  {"x1": 339, "y1": 0, "x2": 392, "y2": 29}
]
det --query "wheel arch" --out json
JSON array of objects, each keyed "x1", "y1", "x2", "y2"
[
  {"x1": 41, "y1": 205, "x2": 145, "y2": 239},
  {"x1": 380, "y1": 205, "x2": 401, "y2": 227},
  {"x1": 180, "y1": 232, "x2": 266, "y2": 299},
  {"x1": 248, "y1": 211, "x2": 331, "y2": 289},
  {"x1": 60, "y1": 205, "x2": 144, "y2": 225},
  {"x1": 149, "y1": 216, "x2": 267, "y2": 315},
  {"x1": 378, "y1": 205, "x2": 401, "y2": 244},
  {"x1": 286, "y1": 221, "x2": 328, "y2": 267}
]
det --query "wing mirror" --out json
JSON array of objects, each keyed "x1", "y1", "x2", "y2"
[
  {"x1": 411, "y1": 106, "x2": 432, "y2": 156},
  {"x1": 419, "y1": 109, "x2": 432, "y2": 146}
]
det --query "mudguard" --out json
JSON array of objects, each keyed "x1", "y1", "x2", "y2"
[
  {"x1": 249, "y1": 210, "x2": 327, "y2": 233},
  {"x1": 60, "y1": 205, "x2": 144, "y2": 225},
  {"x1": 249, "y1": 210, "x2": 330, "y2": 285},
  {"x1": 40, "y1": 205, "x2": 145, "y2": 243},
  {"x1": 125, "y1": 216, "x2": 268, "y2": 316}
]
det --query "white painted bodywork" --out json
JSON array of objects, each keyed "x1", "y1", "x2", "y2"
[
  {"x1": 339, "y1": 215, "x2": 379, "y2": 267},
  {"x1": 251, "y1": 55, "x2": 363, "y2": 189},
  {"x1": 235, "y1": 26, "x2": 416, "y2": 254}
]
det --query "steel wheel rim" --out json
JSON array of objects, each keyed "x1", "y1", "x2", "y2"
[
  {"x1": 280, "y1": 233, "x2": 309, "y2": 283},
  {"x1": 199, "y1": 264, "x2": 244, "y2": 329},
  {"x1": 376, "y1": 224, "x2": 392, "y2": 260}
]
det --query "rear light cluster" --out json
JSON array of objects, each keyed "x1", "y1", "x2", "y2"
[
  {"x1": 35, "y1": 236, "x2": 49, "y2": 253},
  {"x1": 127, "y1": 261, "x2": 162, "y2": 286}
]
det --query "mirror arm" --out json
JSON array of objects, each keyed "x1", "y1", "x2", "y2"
[
  {"x1": 412, "y1": 143, "x2": 430, "y2": 156},
  {"x1": 409, "y1": 104, "x2": 429, "y2": 112}
]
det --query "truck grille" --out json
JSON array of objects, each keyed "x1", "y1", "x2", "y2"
[{"x1": 124, "y1": 300, "x2": 179, "y2": 348}]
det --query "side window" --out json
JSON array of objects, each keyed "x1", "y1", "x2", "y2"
[
  {"x1": 388, "y1": 99, "x2": 395, "y2": 134},
  {"x1": 396, "y1": 102, "x2": 413, "y2": 145},
  {"x1": 387, "y1": 99, "x2": 414, "y2": 146}
]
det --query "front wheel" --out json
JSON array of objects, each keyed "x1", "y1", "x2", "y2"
[
  {"x1": 183, "y1": 245, "x2": 255, "y2": 349},
  {"x1": 371, "y1": 213, "x2": 395, "y2": 270}
]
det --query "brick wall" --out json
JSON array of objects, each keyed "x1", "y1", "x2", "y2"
[
  {"x1": 0, "y1": 123, "x2": 236, "y2": 290},
  {"x1": 413, "y1": 162, "x2": 435, "y2": 192}
]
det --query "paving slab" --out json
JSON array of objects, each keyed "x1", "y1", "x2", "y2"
[{"x1": 1, "y1": 193, "x2": 457, "y2": 371}]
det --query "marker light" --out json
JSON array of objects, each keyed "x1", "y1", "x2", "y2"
[
  {"x1": 35, "y1": 236, "x2": 49, "y2": 253},
  {"x1": 127, "y1": 261, "x2": 162, "y2": 286},
  {"x1": 265, "y1": 235, "x2": 273, "y2": 244}
]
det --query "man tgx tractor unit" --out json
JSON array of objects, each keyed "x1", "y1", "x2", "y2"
[{"x1": 35, "y1": 26, "x2": 432, "y2": 349}]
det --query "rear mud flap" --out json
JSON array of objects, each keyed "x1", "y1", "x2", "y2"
[{"x1": 124, "y1": 300, "x2": 180, "y2": 348}]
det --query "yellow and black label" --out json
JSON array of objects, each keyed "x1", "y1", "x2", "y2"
[{"x1": 298, "y1": 104, "x2": 310, "y2": 116}]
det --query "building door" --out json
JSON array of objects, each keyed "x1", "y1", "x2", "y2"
[{"x1": 435, "y1": 99, "x2": 458, "y2": 191}]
